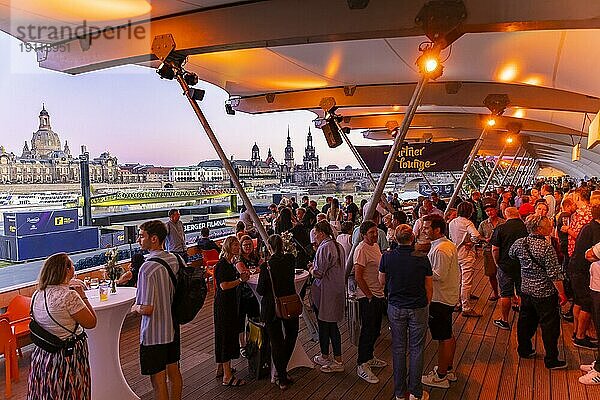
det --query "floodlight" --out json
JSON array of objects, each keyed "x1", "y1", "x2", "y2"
[
  {"x1": 416, "y1": 45, "x2": 443, "y2": 80},
  {"x1": 506, "y1": 136, "x2": 514, "y2": 144},
  {"x1": 486, "y1": 117, "x2": 496, "y2": 127},
  {"x1": 183, "y1": 71, "x2": 199, "y2": 86},
  {"x1": 190, "y1": 88, "x2": 205, "y2": 101},
  {"x1": 225, "y1": 103, "x2": 235, "y2": 115},
  {"x1": 322, "y1": 119, "x2": 343, "y2": 148},
  {"x1": 157, "y1": 63, "x2": 175, "y2": 80}
]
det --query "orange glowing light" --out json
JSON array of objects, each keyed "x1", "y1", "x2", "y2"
[
  {"x1": 424, "y1": 58, "x2": 438, "y2": 73},
  {"x1": 506, "y1": 136, "x2": 514, "y2": 144},
  {"x1": 18, "y1": 0, "x2": 152, "y2": 21},
  {"x1": 486, "y1": 117, "x2": 497, "y2": 127},
  {"x1": 513, "y1": 109, "x2": 525, "y2": 118},
  {"x1": 498, "y1": 63, "x2": 518, "y2": 82},
  {"x1": 523, "y1": 76, "x2": 542, "y2": 86},
  {"x1": 325, "y1": 51, "x2": 342, "y2": 78},
  {"x1": 392, "y1": 105, "x2": 401, "y2": 111}
]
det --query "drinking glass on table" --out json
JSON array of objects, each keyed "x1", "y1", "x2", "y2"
[{"x1": 90, "y1": 278, "x2": 99, "y2": 289}]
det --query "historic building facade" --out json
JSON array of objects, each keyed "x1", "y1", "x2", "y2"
[{"x1": 0, "y1": 106, "x2": 133, "y2": 184}]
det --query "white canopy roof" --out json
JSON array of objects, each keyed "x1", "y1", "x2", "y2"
[{"x1": 2, "y1": 0, "x2": 599, "y2": 178}]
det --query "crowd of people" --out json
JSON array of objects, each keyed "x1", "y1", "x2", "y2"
[{"x1": 25, "y1": 176, "x2": 600, "y2": 400}]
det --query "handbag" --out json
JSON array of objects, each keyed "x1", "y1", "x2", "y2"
[
  {"x1": 266, "y1": 261, "x2": 302, "y2": 320},
  {"x1": 29, "y1": 290, "x2": 85, "y2": 355}
]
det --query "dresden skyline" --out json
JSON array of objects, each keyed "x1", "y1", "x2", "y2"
[{"x1": 0, "y1": 32, "x2": 377, "y2": 169}]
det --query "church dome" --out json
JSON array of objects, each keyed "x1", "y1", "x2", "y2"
[{"x1": 31, "y1": 105, "x2": 61, "y2": 158}]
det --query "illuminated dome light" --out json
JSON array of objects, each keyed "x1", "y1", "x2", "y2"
[
  {"x1": 486, "y1": 117, "x2": 497, "y2": 127},
  {"x1": 18, "y1": 0, "x2": 152, "y2": 22},
  {"x1": 523, "y1": 76, "x2": 543, "y2": 86},
  {"x1": 513, "y1": 109, "x2": 525, "y2": 118},
  {"x1": 498, "y1": 63, "x2": 518, "y2": 82}
]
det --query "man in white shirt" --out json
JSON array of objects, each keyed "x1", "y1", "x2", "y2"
[
  {"x1": 421, "y1": 214, "x2": 460, "y2": 390},
  {"x1": 448, "y1": 201, "x2": 484, "y2": 317},
  {"x1": 353, "y1": 220, "x2": 387, "y2": 384}
]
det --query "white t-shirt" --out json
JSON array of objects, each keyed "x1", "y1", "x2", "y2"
[
  {"x1": 32, "y1": 285, "x2": 86, "y2": 340},
  {"x1": 353, "y1": 241, "x2": 384, "y2": 299},
  {"x1": 590, "y1": 261, "x2": 600, "y2": 292},
  {"x1": 336, "y1": 233, "x2": 353, "y2": 265}
]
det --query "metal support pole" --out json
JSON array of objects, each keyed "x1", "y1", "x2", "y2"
[
  {"x1": 499, "y1": 146, "x2": 522, "y2": 187},
  {"x1": 471, "y1": 159, "x2": 487, "y2": 186},
  {"x1": 79, "y1": 148, "x2": 92, "y2": 226},
  {"x1": 447, "y1": 128, "x2": 488, "y2": 209},
  {"x1": 449, "y1": 172, "x2": 464, "y2": 198},
  {"x1": 523, "y1": 161, "x2": 538, "y2": 186},
  {"x1": 338, "y1": 127, "x2": 393, "y2": 212},
  {"x1": 365, "y1": 76, "x2": 428, "y2": 221},
  {"x1": 508, "y1": 149, "x2": 528, "y2": 187},
  {"x1": 174, "y1": 74, "x2": 272, "y2": 252},
  {"x1": 516, "y1": 157, "x2": 532, "y2": 187},
  {"x1": 482, "y1": 143, "x2": 507, "y2": 194},
  {"x1": 519, "y1": 159, "x2": 535, "y2": 187}
]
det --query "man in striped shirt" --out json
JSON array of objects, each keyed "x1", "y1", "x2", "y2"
[{"x1": 133, "y1": 220, "x2": 182, "y2": 400}]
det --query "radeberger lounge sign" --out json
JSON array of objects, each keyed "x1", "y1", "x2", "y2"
[{"x1": 356, "y1": 139, "x2": 476, "y2": 173}]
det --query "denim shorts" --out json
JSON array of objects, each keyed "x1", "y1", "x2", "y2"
[{"x1": 497, "y1": 268, "x2": 521, "y2": 298}]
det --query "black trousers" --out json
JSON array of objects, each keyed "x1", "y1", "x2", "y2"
[
  {"x1": 517, "y1": 293, "x2": 561, "y2": 364},
  {"x1": 266, "y1": 317, "x2": 299, "y2": 382},
  {"x1": 357, "y1": 297, "x2": 384, "y2": 365}
]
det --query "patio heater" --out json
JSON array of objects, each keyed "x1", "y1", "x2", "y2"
[{"x1": 151, "y1": 34, "x2": 272, "y2": 253}]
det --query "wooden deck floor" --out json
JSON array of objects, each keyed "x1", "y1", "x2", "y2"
[{"x1": 2, "y1": 261, "x2": 599, "y2": 400}]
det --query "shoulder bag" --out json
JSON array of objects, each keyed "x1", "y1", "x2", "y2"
[
  {"x1": 266, "y1": 261, "x2": 302, "y2": 319},
  {"x1": 29, "y1": 290, "x2": 85, "y2": 355}
]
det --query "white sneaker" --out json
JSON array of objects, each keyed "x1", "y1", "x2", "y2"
[
  {"x1": 580, "y1": 361, "x2": 596, "y2": 373},
  {"x1": 422, "y1": 370, "x2": 450, "y2": 389},
  {"x1": 313, "y1": 354, "x2": 331, "y2": 367},
  {"x1": 434, "y1": 365, "x2": 457, "y2": 382},
  {"x1": 368, "y1": 356, "x2": 388, "y2": 368},
  {"x1": 578, "y1": 368, "x2": 600, "y2": 385},
  {"x1": 321, "y1": 361, "x2": 344, "y2": 373},
  {"x1": 357, "y1": 363, "x2": 379, "y2": 384},
  {"x1": 409, "y1": 392, "x2": 430, "y2": 400}
]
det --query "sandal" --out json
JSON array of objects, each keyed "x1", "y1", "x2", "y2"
[
  {"x1": 223, "y1": 376, "x2": 246, "y2": 386},
  {"x1": 216, "y1": 367, "x2": 236, "y2": 378}
]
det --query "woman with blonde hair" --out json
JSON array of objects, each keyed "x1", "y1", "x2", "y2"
[
  {"x1": 28, "y1": 253, "x2": 97, "y2": 400},
  {"x1": 214, "y1": 236, "x2": 249, "y2": 386},
  {"x1": 327, "y1": 198, "x2": 343, "y2": 233}
]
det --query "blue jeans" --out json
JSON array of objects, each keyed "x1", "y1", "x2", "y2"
[{"x1": 388, "y1": 304, "x2": 429, "y2": 399}]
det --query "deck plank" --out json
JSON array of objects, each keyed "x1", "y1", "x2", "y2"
[{"x1": 1, "y1": 257, "x2": 598, "y2": 400}]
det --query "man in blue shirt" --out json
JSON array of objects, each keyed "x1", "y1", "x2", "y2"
[{"x1": 379, "y1": 225, "x2": 433, "y2": 400}]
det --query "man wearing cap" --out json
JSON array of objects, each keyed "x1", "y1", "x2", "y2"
[{"x1": 478, "y1": 198, "x2": 505, "y2": 302}]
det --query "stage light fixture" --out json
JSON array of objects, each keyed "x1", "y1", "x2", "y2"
[
  {"x1": 183, "y1": 71, "x2": 199, "y2": 86},
  {"x1": 506, "y1": 136, "x2": 514, "y2": 144},
  {"x1": 157, "y1": 63, "x2": 175, "y2": 80},
  {"x1": 225, "y1": 103, "x2": 235, "y2": 115},
  {"x1": 190, "y1": 88, "x2": 205, "y2": 101},
  {"x1": 416, "y1": 44, "x2": 443, "y2": 80},
  {"x1": 486, "y1": 117, "x2": 496, "y2": 127},
  {"x1": 322, "y1": 119, "x2": 344, "y2": 148},
  {"x1": 319, "y1": 97, "x2": 338, "y2": 115}
]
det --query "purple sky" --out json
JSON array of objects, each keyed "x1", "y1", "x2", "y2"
[{"x1": 0, "y1": 32, "x2": 375, "y2": 168}]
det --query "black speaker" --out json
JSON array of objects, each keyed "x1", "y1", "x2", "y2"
[
  {"x1": 124, "y1": 225, "x2": 138, "y2": 244},
  {"x1": 322, "y1": 119, "x2": 343, "y2": 148}
]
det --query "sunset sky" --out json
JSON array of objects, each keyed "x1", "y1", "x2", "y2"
[{"x1": 0, "y1": 32, "x2": 373, "y2": 168}]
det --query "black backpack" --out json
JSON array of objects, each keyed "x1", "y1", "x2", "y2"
[{"x1": 147, "y1": 254, "x2": 207, "y2": 325}]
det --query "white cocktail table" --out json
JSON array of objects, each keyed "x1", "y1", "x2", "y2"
[{"x1": 85, "y1": 286, "x2": 138, "y2": 400}]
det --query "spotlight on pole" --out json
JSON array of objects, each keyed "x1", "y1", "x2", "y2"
[
  {"x1": 156, "y1": 63, "x2": 175, "y2": 80},
  {"x1": 190, "y1": 88, "x2": 205, "y2": 101},
  {"x1": 225, "y1": 102, "x2": 236, "y2": 115},
  {"x1": 506, "y1": 136, "x2": 514, "y2": 144},
  {"x1": 183, "y1": 71, "x2": 199, "y2": 86},
  {"x1": 483, "y1": 93, "x2": 510, "y2": 128},
  {"x1": 416, "y1": 43, "x2": 443, "y2": 80},
  {"x1": 319, "y1": 97, "x2": 344, "y2": 148}
]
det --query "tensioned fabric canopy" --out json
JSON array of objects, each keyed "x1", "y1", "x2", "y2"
[{"x1": 2, "y1": 0, "x2": 599, "y2": 178}]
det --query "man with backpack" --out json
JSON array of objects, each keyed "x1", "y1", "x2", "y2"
[{"x1": 133, "y1": 220, "x2": 183, "y2": 400}]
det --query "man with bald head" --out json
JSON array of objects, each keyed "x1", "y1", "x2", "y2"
[{"x1": 490, "y1": 207, "x2": 528, "y2": 330}]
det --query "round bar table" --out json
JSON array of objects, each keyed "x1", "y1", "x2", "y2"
[
  {"x1": 247, "y1": 270, "x2": 313, "y2": 378},
  {"x1": 85, "y1": 286, "x2": 138, "y2": 400}
]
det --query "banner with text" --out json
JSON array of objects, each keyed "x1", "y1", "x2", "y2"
[{"x1": 356, "y1": 139, "x2": 476, "y2": 173}]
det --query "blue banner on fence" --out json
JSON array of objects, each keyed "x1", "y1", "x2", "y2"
[{"x1": 4, "y1": 209, "x2": 79, "y2": 236}]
